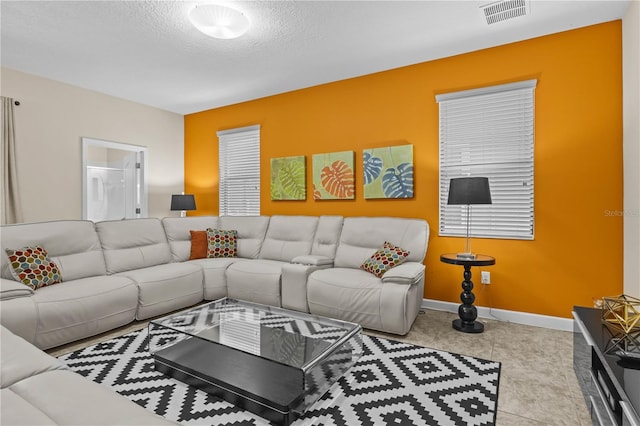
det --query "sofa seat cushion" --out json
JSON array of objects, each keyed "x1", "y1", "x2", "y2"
[
  {"x1": 31, "y1": 276, "x2": 138, "y2": 350},
  {"x1": 117, "y1": 263, "x2": 203, "y2": 320},
  {"x1": 1, "y1": 389, "x2": 58, "y2": 425},
  {"x1": 189, "y1": 257, "x2": 244, "y2": 300},
  {"x1": 307, "y1": 268, "x2": 385, "y2": 330},
  {"x1": 5, "y1": 370, "x2": 175, "y2": 425},
  {"x1": 226, "y1": 259, "x2": 286, "y2": 307}
]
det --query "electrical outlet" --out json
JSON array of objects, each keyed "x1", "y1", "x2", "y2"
[{"x1": 481, "y1": 271, "x2": 491, "y2": 284}]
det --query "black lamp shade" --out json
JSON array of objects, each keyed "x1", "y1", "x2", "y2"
[
  {"x1": 170, "y1": 194, "x2": 196, "y2": 211},
  {"x1": 447, "y1": 177, "x2": 492, "y2": 205}
]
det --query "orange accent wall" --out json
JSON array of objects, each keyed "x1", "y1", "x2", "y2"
[{"x1": 185, "y1": 22, "x2": 623, "y2": 319}]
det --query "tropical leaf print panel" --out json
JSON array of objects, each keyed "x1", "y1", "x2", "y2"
[
  {"x1": 363, "y1": 145, "x2": 414, "y2": 199},
  {"x1": 312, "y1": 151, "x2": 355, "y2": 200},
  {"x1": 382, "y1": 162, "x2": 414, "y2": 198},
  {"x1": 270, "y1": 156, "x2": 306, "y2": 200},
  {"x1": 363, "y1": 151, "x2": 383, "y2": 185}
]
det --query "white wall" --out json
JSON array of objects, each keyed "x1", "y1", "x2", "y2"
[
  {"x1": 0, "y1": 68, "x2": 184, "y2": 222},
  {"x1": 623, "y1": 0, "x2": 640, "y2": 297}
]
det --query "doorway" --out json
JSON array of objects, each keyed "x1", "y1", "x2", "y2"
[{"x1": 82, "y1": 138, "x2": 147, "y2": 221}]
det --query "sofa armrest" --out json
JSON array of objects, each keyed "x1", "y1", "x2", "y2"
[
  {"x1": 1, "y1": 326, "x2": 66, "y2": 388},
  {"x1": 282, "y1": 263, "x2": 332, "y2": 312},
  {"x1": 381, "y1": 262, "x2": 425, "y2": 285},
  {"x1": 0, "y1": 278, "x2": 33, "y2": 300},
  {"x1": 290, "y1": 255, "x2": 334, "y2": 266}
]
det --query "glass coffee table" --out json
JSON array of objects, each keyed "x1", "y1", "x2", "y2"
[{"x1": 148, "y1": 298, "x2": 363, "y2": 425}]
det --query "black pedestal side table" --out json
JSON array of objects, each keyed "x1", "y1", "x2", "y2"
[{"x1": 440, "y1": 253, "x2": 495, "y2": 333}]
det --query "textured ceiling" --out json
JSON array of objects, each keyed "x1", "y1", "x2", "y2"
[{"x1": 0, "y1": 0, "x2": 631, "y2": 115}]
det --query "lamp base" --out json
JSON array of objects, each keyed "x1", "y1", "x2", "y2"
[
  {"x1": 456, "y1": 252, "x2": 476, "y2": 260},
  {"x1": 453, "y1": 318, "x2": 484, "y2": 333}
]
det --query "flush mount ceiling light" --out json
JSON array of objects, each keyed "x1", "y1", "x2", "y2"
[{"x1": 189, "y1": 4, "x2": 250, "y2": 39}]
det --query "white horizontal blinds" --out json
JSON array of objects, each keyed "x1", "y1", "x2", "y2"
[
  {"x1": 437, "y1": 80, "x2": 536, "y2": 240},
  {"x1": 218, "y1": 125, "x2": 260, "y2": 216}
]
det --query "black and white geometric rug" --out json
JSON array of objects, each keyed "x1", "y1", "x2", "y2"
[{"x1": 59, "y1": 329, "x2": 500, "y2": 426}]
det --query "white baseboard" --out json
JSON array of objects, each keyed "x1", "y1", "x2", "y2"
[{"x1": 421, "y1": 299, "x2": 574, "y2": 332}]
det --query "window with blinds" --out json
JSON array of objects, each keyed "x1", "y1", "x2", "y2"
[
  {"x1": 217, "y1": 125, "x2": 260, "y2": 216},
  {"x1": 437, "y1": 80, "x2": 536, "y2": 240}
]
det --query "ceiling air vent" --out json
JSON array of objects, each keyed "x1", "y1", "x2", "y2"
[{"x1": 481, "y1": 0, "x2": 529, "y2": 25}]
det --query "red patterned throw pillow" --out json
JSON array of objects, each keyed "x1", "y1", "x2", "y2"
[
  {"x1": 360, "y1": 241, "x2": 410, "y2": 278},
  {"x1": 5, "y1": 246, "x2": 62, "y2": 290},
  {"x1": 206, "y1": 228, "x2": 238, "y2": 258}
]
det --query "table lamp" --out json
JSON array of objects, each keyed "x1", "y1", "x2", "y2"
[
  {"x1": 447, "y1": 177, "x2": 492, "y2": 260},
  {"x1": 170, "y1": 194, "x2": 196, "y2": 217}
]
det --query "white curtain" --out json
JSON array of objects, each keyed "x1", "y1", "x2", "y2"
[{"x1": 1, "y1": 96, "x2": 23, "y2": 224}]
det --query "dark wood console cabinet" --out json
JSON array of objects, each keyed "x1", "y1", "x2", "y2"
[{"x1": 573, "y1": 306, "x2": 640, "y2": 426}]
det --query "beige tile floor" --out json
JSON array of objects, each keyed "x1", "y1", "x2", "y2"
[
  {"x1": 367, "y1": 310, "x2": 592, "y2": 426},
  {"x1": 47, "y1": 308, "x2": 591, "y2": 426}
]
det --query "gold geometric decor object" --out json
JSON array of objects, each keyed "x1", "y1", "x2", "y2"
[
  {"x1": 602, "y1": 294, "x2": 640, "y2": 335},
  {"x1": 604, "y1": 330, "x2": 640, "y2": 355}
]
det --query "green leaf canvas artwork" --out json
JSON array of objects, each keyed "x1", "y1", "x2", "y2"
[
  {"x1": 270, "y1": 155, "x2": 306, "y2": 200},
  {"x1": 363, "y1": 145, "x2": 414, "y2": 199},
  {"x1": 312, "y1": 151, "x2": 355, "y2": 200}
]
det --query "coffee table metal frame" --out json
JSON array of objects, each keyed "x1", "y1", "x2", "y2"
[{"x1": 148, "y1": 297, "x2": 363, "y2": 425}]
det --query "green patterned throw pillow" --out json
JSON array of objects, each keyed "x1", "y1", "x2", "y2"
[
  {"x1": 5, "y1": 246, "x2": 62, "y2": 290},
  {"x1": 360, "y1": 241, "x2": 410, "y2": 278}
]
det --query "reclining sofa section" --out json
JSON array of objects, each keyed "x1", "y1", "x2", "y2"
[
  {"x1": 0, "y1": 220, "x2": 139, "y2": 350},
  {"x1": 0, "y1": 325, "x2": 174, "y2": 425},
  {"x1": 1, "y1": 215, "x2": 429, "y2": 350}
]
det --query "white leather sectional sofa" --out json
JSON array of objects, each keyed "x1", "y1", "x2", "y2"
[{"x1": 1, "y1": 215, "x2": 429, "y2": 350}]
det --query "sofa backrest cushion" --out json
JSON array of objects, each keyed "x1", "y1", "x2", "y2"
[
  {"x1": 334, "y1": 217, "x2": 429, "y2": 268},
  {"x1": 260, "y1": 216, "x2": 318, "y2": 262},
  {"x1": 1, "y1": 220, "x2": 106, "y2": 282},
  {"x1": 311, "y1": 216, "x2": 344, "y2": 258},
  {"x1": 161, "y1": 216, "x2": 219, "y2": 262},
  {"x1": 96, "y1": 218, "x2": 172, "y2": 274},
  {"x1": 219, "y1": 216, "x2": 270, "y2": 259}
]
